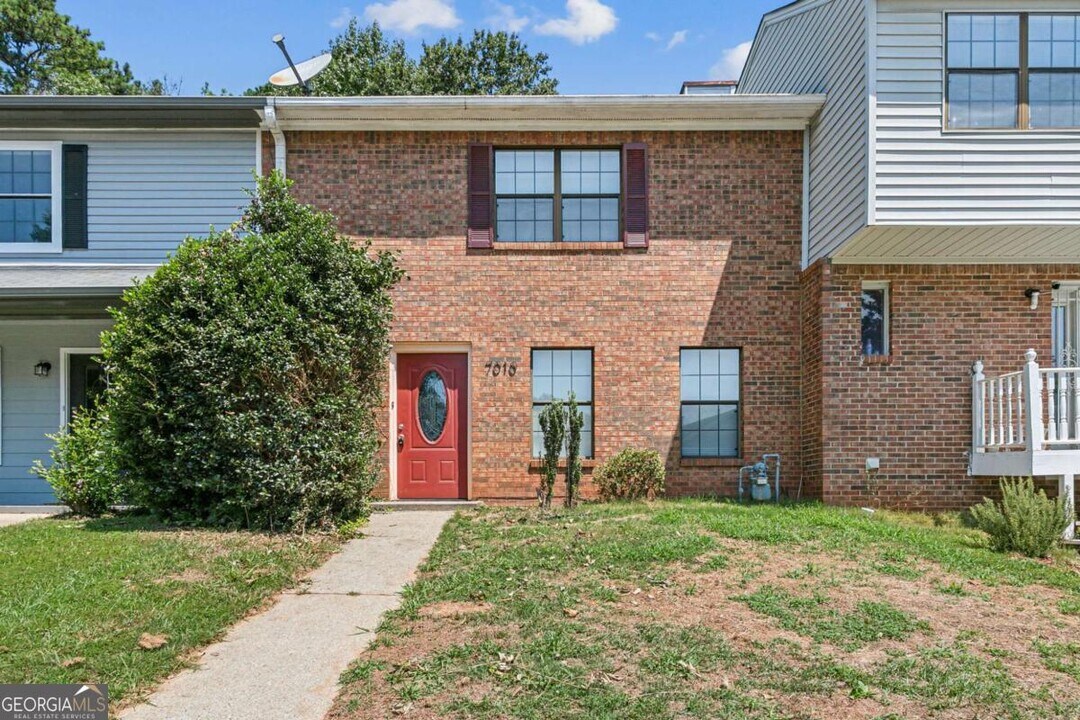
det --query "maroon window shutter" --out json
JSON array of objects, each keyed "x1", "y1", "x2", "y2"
[
  {"x1": 622, "y1": 142, "x2": 649, "y2": 248},
  {"x1": 467, "y1": 143, "x2": 494, "y2": 248}
]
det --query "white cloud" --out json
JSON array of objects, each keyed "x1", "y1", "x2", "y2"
[
  {"x1": 665, "y1": 29, "x2": 687, "y2": 51},
  {"x1": 644, "y1": 31, "x2": 661, "y2": 42},
  {"x1": 485, "y1": 2, "x2": 529, "y2": 32},
  {"x1": 534, "y1": 0, "x2": 617, "y2": 45},
  {"x1": 709, "y1": 40, "x2": 752, "y2": 80},
  {"x1": 363, "y1": 0, "x2": 461, "y2": 34},
  {"x1": 330, "y1": 6, "x2": 354, "y2": 28}
]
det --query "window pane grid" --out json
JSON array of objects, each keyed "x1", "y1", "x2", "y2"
[
  {"x1": 532, "y1": 349, "x2": 593, "y2": 458},
  {"x1": 946, "y1": 13, "x2": 1080, "y2": 129},
  {"x1": 680, "y1": 349, "x2": 740, "y2": 458},
  {"x1": 0, "y1": 150, "x2": 52, "y2": 244},
  {"x1": 494, "y1": 148, "x2": 621, "y2": 243}
]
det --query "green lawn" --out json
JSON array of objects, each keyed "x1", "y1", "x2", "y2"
[
  {"x1": 0, "y1": 513, "x2": 338, "y2": 705},
  {"x1": 330, "y1": 500, "x2": 1080, "y2": 720}
]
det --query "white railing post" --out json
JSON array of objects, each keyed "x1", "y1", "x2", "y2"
[
  {"x1": 972, "y1": 360, "x2": 985, "y2": 451},
  {"x1": 1023, "y1": 349, "x2": 1044, "y2": 453}
]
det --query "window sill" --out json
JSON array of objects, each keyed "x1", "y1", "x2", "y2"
[
  {"x1": 488, "y1": 241, "x2": 638, "y2": 253},
  {"x1": 679, "y1": 456, "x2": 743, "y2": 467},
  {"x1": 942, "y1": 127, "x2": 1080, "y2": 135},
  {"x1": 528, "y1": 458, "x2": 597, "y2": 472},
  {"x1": 862, "y1": 354, "x2": 894, "y2": 367}
]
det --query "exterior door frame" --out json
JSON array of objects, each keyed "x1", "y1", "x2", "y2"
[
  {"x1": 389, "y1": 343, "x2": 471, "y2": 500},
  {"x1": 59, "y1": 347, "x2": 101, "y2": 428}
]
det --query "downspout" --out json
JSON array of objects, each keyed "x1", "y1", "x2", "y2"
[
  {"x1": 801, "y1": 123, "x2": 811, "y2": 270},
  {"x1": 263, "y1": 98, "x2": 286, "y2": 178}
]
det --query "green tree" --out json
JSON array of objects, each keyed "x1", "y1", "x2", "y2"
[
  {"x1": 248, "y1": 21, "x2": 556, "y2": 96},
  {"x1": 0, "y1": 0, "x2": 145, "y2": 94},
  {"x1": 419, "y1": 30, "x2": 557, "y2": 95}
]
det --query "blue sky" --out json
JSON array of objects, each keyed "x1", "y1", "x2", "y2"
[{"x1": 56, "y1": 0, "x2": 779, "y2": 95}]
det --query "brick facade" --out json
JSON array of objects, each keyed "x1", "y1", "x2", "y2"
[
  {"x1": 808, "y1": 260, "x2": 1080, "y2": 509},
  {"x1": 273, "y1": 130, "x2": 805, "y2": 502}
]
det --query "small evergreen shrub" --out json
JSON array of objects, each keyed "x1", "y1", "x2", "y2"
[
  {"x1": 33, "y1": 407, "x2": 120, "y2": 517},
  {"x1": 102, "y1": 171, "x2": 402, "y2": 531},
  {"x1": 594, "y1": 448, "x2": 665, "y2": 502},
  {"x1": 565, "y1": 392, "x2": 583, "y2": 508},
  {"x1": 537, "y1": 400, "x2": 564, "y2": 509},
  {"x1": 969, "y1": 477, "x2": 1073, "y2": 558}
]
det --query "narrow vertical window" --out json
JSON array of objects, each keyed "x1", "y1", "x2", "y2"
[
  {"x1": 1028, "y1": 15, "x2": 1080, "y2": 129},
  {"x1": 680, "y1": 349, "x2": 740, "y2": 458},
  {"x1": 531, "y1": 349, "x2": 593, "y2": 457},
  {"x1": 861, "y1": 282, "x2": 890, "y2": 357}
]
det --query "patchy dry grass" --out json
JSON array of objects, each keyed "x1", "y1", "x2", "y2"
[
  {"x1": 0, "y1": 513, "x2": 338, "y2": 705},
  {"x1": 329, "y1": 500, "x2": 1080, "y2": 720}
]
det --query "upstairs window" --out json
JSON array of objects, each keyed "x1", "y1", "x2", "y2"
[
  {"x1": 1029, "y1": 15, "x2": 1080, "y2": 128},
  {"x1": 0, "y1": 145, "x2": 61, "y2": 248},
  {"x1": 495, "y1": 149, "x2": 620, "y2": 243},
  {"x1": 947, "y1": 13, "x2": 1080, "y2": 129}
]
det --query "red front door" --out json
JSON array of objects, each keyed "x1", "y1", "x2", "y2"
[{"x1": 396, "y1": 353, "x2": 468, "y2": 499}]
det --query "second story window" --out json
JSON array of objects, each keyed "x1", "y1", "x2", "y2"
[
  {"x1": 0, "y1": 146, "x2": 60, "y2": 248},
  {"x1": 495, "y1": 149, "x2": 620, "y2": 243},
  {"x1": 947, "y1": 13, "x2": 1080, "y2": 130}
]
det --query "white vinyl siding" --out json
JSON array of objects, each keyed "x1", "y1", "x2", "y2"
[
  {"x1": 0, "y1": 131, "x2": 256, "y2": 264},
  {"x1": 738, "y1": 0, "x2": 869, "y2": 263},
  {"x1": 874, "y1": 0, "x2": 1080, "y2": 227}
]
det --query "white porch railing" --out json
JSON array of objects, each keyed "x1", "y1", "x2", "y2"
[
  {"x1": 972, "y1": 350, "x2": 1080, "y2": 540},
  {"x1": 973, "y1": 349, "x2": 1080, "y2": 454}
]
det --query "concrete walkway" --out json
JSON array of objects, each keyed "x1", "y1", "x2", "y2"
[
  {"x1": 123, "y1": 511, "x2": 454, "y2": 720},
  {"x1": 0, "y1": 510, "x2": 57, "y2": 527}
]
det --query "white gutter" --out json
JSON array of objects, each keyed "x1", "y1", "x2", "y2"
[
  {"x1": 263, "y1": 98, "x2": 286, "y2": 177},
  {"x1": 261, "y1": 94, "x2": 826, "y2": 132}
]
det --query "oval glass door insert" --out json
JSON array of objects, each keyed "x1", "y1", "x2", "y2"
[{"x1": 418, "y1": 370, "x2": 448, "y2": 442}]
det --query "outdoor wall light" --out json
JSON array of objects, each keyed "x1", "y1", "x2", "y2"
[
  {"x1": 33, "y1": 361, "x2": 51, "y2": 378},
  {"x1": 1024, "y1": 288, "x2": 1041, "y2": 310}
]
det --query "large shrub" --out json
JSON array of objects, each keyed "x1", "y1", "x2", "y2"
[
  {"x1": 969, "y1": 477, "x2": 1073, "y2": 558},
  {"x1": 32, "y1": 407, "x2": 120, "y2": 517},
  {"x1": 594, "y1": 448, "x2": 666, "y2": 502},
  {"x1": 102, "y1": 171, "x2": 402, "y2": 530}
]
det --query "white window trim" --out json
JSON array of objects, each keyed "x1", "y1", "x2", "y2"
[
  {"x1": 59, "y1": 347, "x2": 102, "y2": 428},
  {"x1": 0, "y1": 141, "x2": 64, "y2": 254},
  {"x1": 862, "y1": 281, "x2": 891, "y2": 356}
]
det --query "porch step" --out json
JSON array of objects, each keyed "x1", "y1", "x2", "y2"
[{"x1": 372, "y1": 500, "x2": 483, "y2": 512}]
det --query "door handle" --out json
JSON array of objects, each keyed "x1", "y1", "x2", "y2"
[{"x1": 397, "y1": 434, "x2": 405, "y2": 449}]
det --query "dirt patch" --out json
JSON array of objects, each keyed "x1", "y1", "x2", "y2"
[{"x1": 417, "y1": 602, "x2": 492, "y2": 620}]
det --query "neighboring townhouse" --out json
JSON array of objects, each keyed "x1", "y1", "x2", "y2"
[
  {"x1": 0, "y1": 97, "x2": 264, "y2": 505},
  {"x1": 740, "y1": 0, "x2": 1080, "y2": 511},
  {"x1": 259, "y1": 96, "x2": 822, "y2": 502}
]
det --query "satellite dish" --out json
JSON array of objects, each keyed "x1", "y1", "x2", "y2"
[{"x1": 269, "y1": 34, "x2": 331, "y2": 94}]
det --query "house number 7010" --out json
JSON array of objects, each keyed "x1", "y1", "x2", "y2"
[{"x1": 485, "y1": 361, "x2": 517, "y2": 377}]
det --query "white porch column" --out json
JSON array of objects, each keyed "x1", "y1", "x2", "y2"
[
  {"x1": 1062, "y1": 474, "x2": 1076, "y2": 541},
  {"x1": 1023, "y1": 349, "x2": 1044, "y2": 454}
]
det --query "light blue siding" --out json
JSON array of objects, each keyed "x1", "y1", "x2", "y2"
[
  {"x1": 0, "y1": 319, "x2": 112, "y2": 504},
  {"x1": 0, "y1": 131, "x2": 258, "y2": 264}
]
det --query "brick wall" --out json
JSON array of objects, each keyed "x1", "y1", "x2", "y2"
[
  {"x1": 274, "y1": 130, "x2": 805, "y2": 502},
  {"x1": 812, "y1": 261, "x2": 1080, "y2": 509}
]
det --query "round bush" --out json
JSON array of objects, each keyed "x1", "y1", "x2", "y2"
[
  {"x1": 594, "y1": 448, "x2": 666, "y2": 502},
  {"x1": 102, "y1": 172, "x2": 402, "y2": 530}
]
